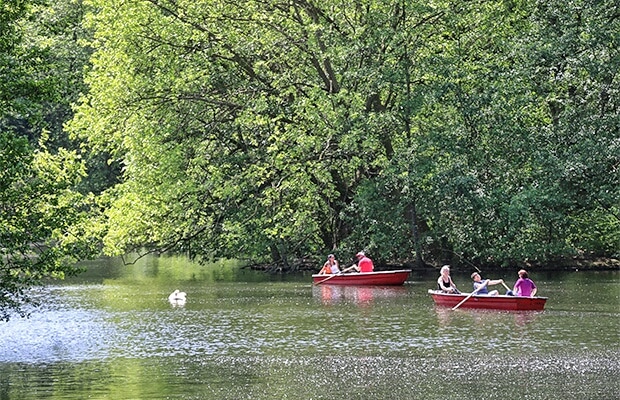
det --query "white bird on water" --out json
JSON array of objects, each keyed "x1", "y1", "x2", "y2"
[{"x1": 168, "y1": 289, "x2": 187, "y2": 306}]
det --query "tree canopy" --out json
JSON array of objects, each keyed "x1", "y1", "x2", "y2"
[
  {"x1": 67, "y1": 0, "x2": 619, "y2": 269},
  {"x1": 1, "y1": 0, "x2": 98, "y2": 320}
]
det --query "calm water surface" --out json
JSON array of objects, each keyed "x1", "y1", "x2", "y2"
[{"x1": 1, "y1": 255, "x2": 618, "y2": 399}]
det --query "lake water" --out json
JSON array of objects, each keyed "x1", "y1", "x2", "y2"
[{"x1": 1, "y1": 255, "x2": 618, "y2": 399}]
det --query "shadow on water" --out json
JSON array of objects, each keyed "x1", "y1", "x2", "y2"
[{"x1": 0, "y1": 254, "x2": 618, "y2": 399}]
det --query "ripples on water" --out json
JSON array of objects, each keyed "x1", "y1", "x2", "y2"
[
  {"x1": 1, "y1": 353, "x2": 615, "y2": 399},
  {"x1": 0, "y1": 269, "x2": 618, "y2": 399}
]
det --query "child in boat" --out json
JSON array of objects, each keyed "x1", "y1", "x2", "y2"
[
  {"x1": 470, "y1": 272, "x2": 504, "y2": 296},
  {"x1": 319, "y1": 254, "x2": 340, "y2": 275}
]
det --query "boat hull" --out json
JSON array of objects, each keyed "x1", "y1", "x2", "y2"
[
  {"x1": 428, "y1": 290, "x2": 547, "y2": 311},
  {"x1": 312, "y1": 270, "x2": 411, "y2": 286}
]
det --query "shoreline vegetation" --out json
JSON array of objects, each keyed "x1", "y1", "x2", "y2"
[{"x1": 247, "y1": 256, "x2": 620, "y2": 274}]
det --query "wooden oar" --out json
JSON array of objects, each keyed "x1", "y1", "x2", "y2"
[
  {"x1": 313, "y1": 265, "x2": 356, "y2": 286},
  {"x1": 501, "y1": 281, "x2": 512, "y2": 292},
  {"x1": 452, "y1": 286, "x2": 483, "y2": 310}
]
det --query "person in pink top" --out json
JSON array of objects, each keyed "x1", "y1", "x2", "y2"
[
  {"x1": 354, "y1": 251, "x2": 374, "y2": 273},
  {"x1": 513, "y1": 269, "x2": 538, "y2": 297}
]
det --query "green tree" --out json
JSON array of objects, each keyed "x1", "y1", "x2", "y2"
[
  {"x1": 1, "y1": 0, "x2": 98, "y2": 320},
  {"x1": 70, "y1": 0, "x2": 619, "y2": 269},
  {"x1": 0, "y1": 131, "x2": 96, "y2": 321},
  {"x1": 424, "y1": 0, "x2": 620, "y2": 265},
  {"x1": 70, "y1": 0, "x2": 451, "y2": 266},
  {"x1": 353, "y1": 0, "x2": 620, "y2": 266}
]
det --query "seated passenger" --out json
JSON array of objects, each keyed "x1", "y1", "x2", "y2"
[
  {"x1": 513, "y1": 269, "x2": 537, "y2": 297},
  {"x1": 319, "y1": 254, "x2": 340, "y2": 275},
  {"x1": 471, "y1": 272, "x2": 504, "y2": 296},
  {"x1": 437, "y1": 265, "x2": 460, "y2": 293}
]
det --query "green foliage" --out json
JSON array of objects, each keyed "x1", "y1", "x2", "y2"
[
  {"x1": 0, "y1": 131, "x2": 97, "y2": 321},
  {"x1": 0, "y1": 0, "x2": 100, "y2": 320},
  {"x1": 69, "y1": 0, "x2": 619, "y2": 268}
]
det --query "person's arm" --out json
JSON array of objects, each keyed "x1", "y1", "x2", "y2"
[
  {"x1": 530, "y1": 287, "x2": 537, "y2": 297},
  {"x1": 475, "y1": 280, "x2": 490, "y2": 290},
  {"x1": 513, "y1": 279, "x2": 521, "y2": 294},
  {"x1": 488, "y1": 279, "x2": 504, "y2": 286}
]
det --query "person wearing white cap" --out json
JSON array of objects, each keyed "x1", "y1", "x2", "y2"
[{"x1": 354, "y1": 251, "x2": 374, "y2": 273}]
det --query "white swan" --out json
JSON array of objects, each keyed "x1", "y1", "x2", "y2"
[{"x1": 168, "y1": 289, "x2": 187, "y2": 306}]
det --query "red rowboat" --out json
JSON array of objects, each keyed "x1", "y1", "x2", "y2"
[
  {"x1": 312, "y1": 270, "x2": 411, "y2": 286},
  {"x1": 428, "y1": 289, "x2": 547, "y2": 311}
]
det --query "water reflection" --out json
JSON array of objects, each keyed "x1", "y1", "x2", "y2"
[
  {"x1": 433, "y1": 306, "x2": 543, "y2": 328},
  {"x1": 312, "y1": 285, "x2": 408, "y2": 306},
  {"x1": 0, "y1": 255, "x2": 617, "y2": 400},
  {"x1": 512, "y1": 311, "x2": 541, "y2": 326},
  {"x1": 168, "y1": 299, "x2": 186, "y2": 308}
]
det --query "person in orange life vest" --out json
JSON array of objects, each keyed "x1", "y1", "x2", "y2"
[
  {"x1": 354, "y1": 251, "x2": 374, "y2": 273},
  {"x1": 319, "y1": 254, "x2": 340, "y2": 275}
]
